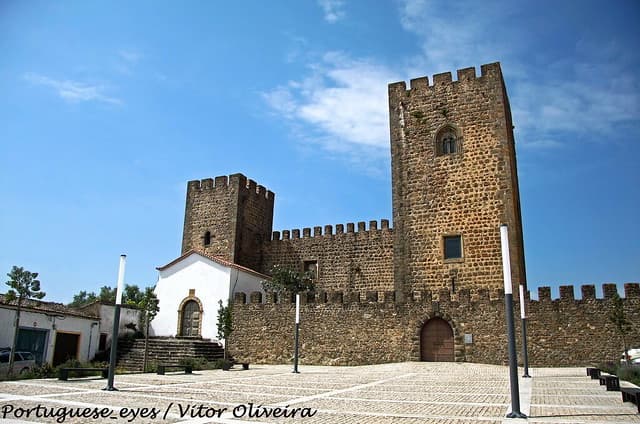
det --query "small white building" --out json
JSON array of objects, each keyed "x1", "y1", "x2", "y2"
[
  {"x1": 151, "y1": 250, "x2": 266, "y2": 342},
  {"x1": 76, "y1": 301, "x2": 142, "y2": 353},
  {"x1": 0, "y1": 296, "x2": 101, "y2": 366}
]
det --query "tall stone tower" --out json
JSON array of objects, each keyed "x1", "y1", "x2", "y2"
[
  {"x1": 388, "y1": 63, "x2": 526, "y2": 299},
  {"x1": 181, "y1": 173, "x2": 274, "y2": 271}
]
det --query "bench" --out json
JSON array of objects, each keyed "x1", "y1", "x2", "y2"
[
  {"x1": 59, "y1": 367, "x2": 108, "y2": 381},
  {"x1": 598, "y1": 374, "x2": 620, "y2": 391},
  {"x1": 156, "y1": 364, "x2": 192, "y2": 375},
  {"x1": 586, "y1": 367, "x2": 601, "y2": 379},
  {"x1": 621, "y1": 387, "x2": 640, "y2": 413}
]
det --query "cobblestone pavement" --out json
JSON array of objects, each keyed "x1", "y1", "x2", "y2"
[{"x1": 0, "y1": 362, "x2": 638, "y2": 423}]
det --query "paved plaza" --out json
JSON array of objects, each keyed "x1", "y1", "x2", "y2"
[{"x1": 0, "y1": 362, "x2": 638, "y2": 423}]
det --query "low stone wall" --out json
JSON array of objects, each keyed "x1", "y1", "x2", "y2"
[{"x1": 229, "y1": 283, "x2": 640, "y2": 367}]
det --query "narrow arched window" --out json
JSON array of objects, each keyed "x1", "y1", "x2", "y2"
[
  {"x1": 203, "y1": 231, "x2": 211, "y2": 246},
  {"x1": 435, "y1": 126, "x2": 460, "y2": 156}
]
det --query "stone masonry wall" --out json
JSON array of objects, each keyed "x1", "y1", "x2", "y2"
[
  {"x1": 527, "y1": 283, "x2": 640, "y2": 366},
  {"x1": 181, "y1": 174, "x2": 274, "y2": 270},
  {"x1": 229, "y1": 283, "x2": 640, "y2": 367},
  {"x1": 182, "y1": 176, "x2": 235, "y2": 261},
  {"x1": 388, "y1": 63, "x2": 526, "y2": 298},
  {"x1": 234, "y1": 175, "x2": 275, "y2": 271},
  {"x1": 260, "y1": 220, "x2": 394, "y2": 293}
]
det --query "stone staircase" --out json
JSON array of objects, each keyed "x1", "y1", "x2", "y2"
[{"x1": 116, "y1": 337, "x2": 224, "y2": 372}]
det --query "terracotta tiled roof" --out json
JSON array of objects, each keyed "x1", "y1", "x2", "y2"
[
  {"x1": 156, "y1": 249, "x2": 271, "y2": 280},
  {"x1": 0, "y1": 294, "x2": 100, "y2": 319}
]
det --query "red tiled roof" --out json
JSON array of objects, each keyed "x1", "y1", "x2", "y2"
[
  {"x1": 156, "y1": 249, "x2": 271, "y2": 280},
  {"x1": 0, "y1": 295, "x2": 100, "y2": 320}
]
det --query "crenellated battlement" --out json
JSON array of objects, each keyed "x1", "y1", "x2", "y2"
[
  {"x1": 233, "y1": 282, "x2": 640, "y2": 307},
  {"x1": 187, "y1": 173, "x2": 274, "y2": 201},
  {"x1": 182, "y1": 173, "x2": 275, "y2": 268},
  {"x1": 532, "y1": 283, "x2": 640, "y2": 302},
  {"x1": 233, "y1": 287, "x2": 505, "y2": 306},
  {"x1": 388, "y1": 62, "x2": 502, "y2": 95},
  {"x1": 270, "y1": 219, "x2": 392, "y2": 242}
]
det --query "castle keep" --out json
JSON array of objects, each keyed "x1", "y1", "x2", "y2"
[{"x1": 181, "y1": 63, "x2": 639, "y2": 366}]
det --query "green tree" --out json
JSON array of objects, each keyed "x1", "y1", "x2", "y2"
[
  {"x1": 261, "y1": 265, "x2": 315, "y2": 296},
  {"x1": 98, "y1": 285, "x2": 116, "y2": 303},
  {"x1": 217, "y1": 299, "x2": 233, "y2": 360},
  {"x1": 67, "y1": 284, "x2": 145, "y2": 308},
  {"x1": 4, "y1": 266, "x2": 45, "y2": 376},
  {"x1": 67, "y1": 285, "x2": 115, "y2": 308},
  {"x1": 137, "y1": 287, "x2": 160, "y2": 372},
  {"x1": 122, "y1": 284, "x2": 145, "y2": 306},
  {"x1": 609, "y1": 292, "x2": 632, "y2": 365},
  {"x1": 68, "y1": 290, "x2": 98, "y2": 308}
]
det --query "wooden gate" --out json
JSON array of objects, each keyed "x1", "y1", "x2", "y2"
[
  {"x1": 420, "y1": 318, "x2": 454, "y2": 361},
  {"x1": 180, "y1": 300, "x2": 201, "y2": 337}
]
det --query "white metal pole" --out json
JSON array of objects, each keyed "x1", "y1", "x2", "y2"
[
  {"x1": 293, "y1": 293, "x2": 300, "y2": 373},
  {"x1": 115, "y1": 255, "x2": 126, "y2": 306},
  {"x1": 520, "y1": 284, "x2": 531, "y2": 378}
]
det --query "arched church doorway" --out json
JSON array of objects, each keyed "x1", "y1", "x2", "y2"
[
  {"x1": 420, "y1": 317, "x2": 454, "y2": 361},
  {"x1": 180, "y1": 300, "x2": 201, "y2": 337}
]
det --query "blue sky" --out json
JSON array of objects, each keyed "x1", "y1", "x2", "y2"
[{"x1": 1, "y1": 0, "x2": 638, "y2": 303}]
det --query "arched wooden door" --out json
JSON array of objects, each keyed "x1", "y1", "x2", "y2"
[
  {"x1": 180, "y1": 300, "x2": 201, "y2": 337},
  {"x1": 420, "y1": 318, "x2": 454, "y2": 361}
]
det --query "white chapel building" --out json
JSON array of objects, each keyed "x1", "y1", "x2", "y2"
[{"x1": 151, "y1": 250, "x2": 266, "y2": 342}]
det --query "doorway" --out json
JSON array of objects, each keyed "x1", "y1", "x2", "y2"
[
  {"x1": 52, "y1": 332, "x2": 80, "y2": 366},
  {"x1": 180, "y1": 300, "x2": 201, "y2": 337},
  {"x1": 420, "y1": 318, "x2": 454, "y2": 361}
]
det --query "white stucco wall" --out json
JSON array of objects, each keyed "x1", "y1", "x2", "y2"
[
  {"x1": 98, "y1": 304, "x2": 142, "y2": 347},
  {"x1": 151, "y1": 253, "x2": 265, "y2": 342},
  {"x1": 0, "y1": 306, "x2": 100, "y2": 364},
  {"x1": 152, "y1": 253, "x2": 231, "y2": 340},
  {"x1": 229, "y1": 267, "x2": 266, "y2": 297}
]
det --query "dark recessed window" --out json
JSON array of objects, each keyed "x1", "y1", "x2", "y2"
[
  {"x1": 203, "y1": 231, "x2": 211, "y2": 246},
  {"x1": 303, "y1": 260, "x2": 318, "y2": 279},
  {"x1": 435, "y1": 126, "x2": 460, "y2": 156},
  {"x1": 444, "y1": 235, "x2": 462, "y2": 260}
]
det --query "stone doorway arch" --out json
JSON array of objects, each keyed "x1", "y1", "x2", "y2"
[
  {"x1": 178, "y1": 297, "x2": 203, "y2": 337},
  {"x1": 420, "y1": 317, "x2": 454, "y2": 361}
]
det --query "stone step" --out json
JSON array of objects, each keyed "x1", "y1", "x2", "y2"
[{"x1": 115, "y1": 337, "x2": 224, "y2": 371}]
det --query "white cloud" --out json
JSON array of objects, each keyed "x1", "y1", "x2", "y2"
[
  {"x1": 265, "y1": 1, "x2": 639, "y2": 161},
  {"x1": 114, "y1": 49, "x2": 143, "y2": 75},
  {"x1": 118, "y1": 50, "x2": 141, "y2": 63},
  {"x1": 397, "y1": 0, "x2": 511, "y2": 74},
  {"x1": 396, "y1": 0, "x2": 640, "y2": 150},
  {"x1": 263, "y1": 52, "x2": 401, "y2": 158},
  {"x1": 317, "y1": 0, "x2": 345, "y2": 23},
  {"x1": 512, "y1": 57, "x2": 640, "y2": 149},
  {"x1": 23, "y1": 73, "x2": 122, "y2": 105}
]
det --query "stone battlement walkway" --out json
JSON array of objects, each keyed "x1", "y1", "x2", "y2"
[{"x1": 0, "y1": 362, "x2": 638, "y2": 423}]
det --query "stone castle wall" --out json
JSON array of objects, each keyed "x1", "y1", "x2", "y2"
[
  {"x1": 229, "y1": 283, "x2": 640, "y2": 367},
  {"x1": 260, "y1": 220, "x2": 394, "y2": 293},
  {"x1": 181, "y1": 63, "x2": 636, "y2": 368},
  {"x1": 181, "y1": 173, "x2": 274, "y2": 270},
  {"x1": 182, "y1": 176, "x2": 236, "y2": 261},
  {"x1": 389, "y1": 63, "x2": 526, "y2": 297}
]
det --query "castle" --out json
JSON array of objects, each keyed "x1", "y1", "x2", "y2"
[{"x1": 178, "y1": 62, "x2": 638, "y2": 366}]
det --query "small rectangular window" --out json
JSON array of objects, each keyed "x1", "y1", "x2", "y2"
[
  {"x1": 444, "y1": 235, "x2": 462, "y2": 260},
  {"x1": 303, "y1": 260, "x2": 318, "y2": 279}
]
